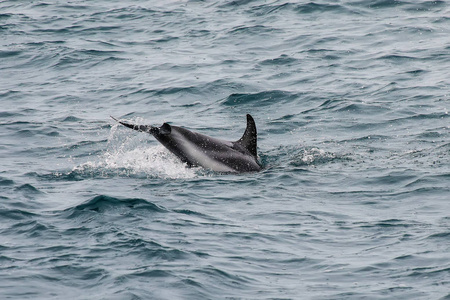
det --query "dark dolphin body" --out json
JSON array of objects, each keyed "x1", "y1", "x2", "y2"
[{"x1": 111, "y1": 114, "x2": 261, "y2": 173}]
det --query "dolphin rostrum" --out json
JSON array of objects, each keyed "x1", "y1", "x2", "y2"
[{"x1": 111, "y1": 114, "x2": 261, "y2": 173}]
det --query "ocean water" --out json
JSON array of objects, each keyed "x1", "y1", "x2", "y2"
[{"x1": 1, "y1": 0, "x2": 449, "y2": 299}]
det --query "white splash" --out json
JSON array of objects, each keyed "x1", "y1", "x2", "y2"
[
  {"x1": 302, "y1": 147, "x2": 328, "y2": 164},
  {"x1": 73, "y1": 123, "x2": 198, "y2": 179}
]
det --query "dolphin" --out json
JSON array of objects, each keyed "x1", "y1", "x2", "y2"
[{"x1": 111, "y1": 114, "x2": 261, "y2": 173}]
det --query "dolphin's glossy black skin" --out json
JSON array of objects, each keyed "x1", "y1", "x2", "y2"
[{"x1": 111, "y1": 114, "x2": 261, "y2": 173}]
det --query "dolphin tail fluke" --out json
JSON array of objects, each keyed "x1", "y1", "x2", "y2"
[
  {"x1": 236, "y1": 114, "x2": 257, "y2": 157},
  {"x1": 110, "y1": 116, "x2": 158, "y2": 135}
]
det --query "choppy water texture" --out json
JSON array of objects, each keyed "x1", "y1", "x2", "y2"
[{"x1": 1, "y1": 0, "x2": 449, "y2": 299}]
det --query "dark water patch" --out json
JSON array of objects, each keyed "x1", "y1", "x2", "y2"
[
  {"x1": 36, "y1": 170, "x2": 85, "y2": 182},
  {"x1": 357, "y1": 171, "x2": 418, "y2": 188},
  {"x1": 219, "y1": 0, "x2": 256, "y2": 8},
  {"x1": 0, "y1": 111, "x2": 23, "y2": 118},
  {"x1": 9, "y1": 219, "x2": 49, "y2": 237},
  {"x1": 14, "y1": 184, "x2": 42, "y2": 195},
  {"x1": 0, "y1": 50, "x2": 22, "y2": 58},
  {"x1": 0, "y1": 90, "x2": 22, "y2": 101},
  {"x1": 227, "y1": 24, "x2": 281, "y2": 36},
  {"x1": 387, "y1": 112, "x2": 449, "y2": 127},
  {"x1": 151, "y1": 35, "x2": 180, "y2": 43},
  {"x1": 350, "y1": 0, "x2": 407, "y2": 9},
  {"x1": 407, "y1": 266, "x2": 450, "y2": 279},
  {"x1": 140, "y1": 248, "x2": 191, "y2": 262},
  {"x1": 124, "y1": 269, "x2": 172, "y2": 278},
  {"x1": 187, "y1": 29, "x2": 211, "y2": 38},
  {"x1": 66, "y1": 140, "x2": 107, "y2": 151},
  {"x1": 51, "y1": 264, "x2": 106, "y2": 283},
  {"x1": 427, "y1": 232, "x2": 450, "y2": 239},
  {"x1": 341, "y1": 134, "x2": 391, "y2": 143},
  {"x1": 24, "y1": 40, "x2": 66, "y2": 47},
  {"x1": 416, "y1": 130, "x2": 443, "y2": 139},
  {"x1": 402, "y1": 174, "x2": 442, "y2": 189},
  {"x1": 250, "y1": 2, "x2": 296, "y2": 16},
  {"x1": 174, "y1": 208, "x2": 210, "y2": 218},
  {"x1": 65, "y1": 195, "x2": 166, "y2": 217},
  {"x1": 0, "y1": 13, "x2": 13, "y2": 20},
  {"x1": 90, "y1": 6, "x2": 158, "y2": 17},
  {"x1": 405, "y1": 1, "x2": 446, "y2": 12},
  {"x1": 314, "y1": 99, "x2": 342, "y2": 111},
  {"x1": 405, "y1": 69, "x2": 428, "y2": 76},
  {"x1": 45, "y1": 130, "x2": 59, "y2": 137},
  {"x1": 294, "y1": 2, "x2": 346, "y2": 14},
  {"x1": 0, "y1": 207, "x2": 36, "y2": 221},
  {"x1": 0, "y1": 177, "x2": 14, "y2": 186},
  {"x1": 12, "y1": 124, "x2": 62, "y2": 138},
  {"x1": 134, "y1": 247, "x2": 191, "y2": 262},
  {"x1": 267, "y1": 114, "x2": 309, "y2": 128},
  {"x1": 79, "y1": 49, "x2": 123, "y2": 56},
  {"x1": 54, "y1": 116, "x2": 84, "y2": 123},
  {"x1": 259, "y1": 54, "x2": 298, "y2": 66},
  {"x1": 387, "y1": 186, "x2": 449, "y2": 200},
  {"x1": 32, "y1": 25, "x2": 83, "y2": 34},
  {"x1": 221, "y1": 90, "x2": 297, "y2": 107},
  {"x1": 52, "y1": 55, "x2": 88, "y2": 69},
  {"x1": 56, "y1": 4, "x2": 91, "y2": 10},
  {"x1": 358, "y1": 219, "x2": 424, "y2": 229},
  {"x1": 251, "y1": 2, "x2": 349, "y2": 17},
  {"x1": 153, "y1": 86, "x2": 199, "y2": 97},
  {"x1": 15, "y1": 129, "x2": 35, "y2": 138},
  {"x1": 96, "y1": 56, "x2": 127, "y2": 65},
  {"x1": 105, "y1": 236, "x2": 192, "y2": 261},
  {"x1": 193, "y1": 265, "x2": 253, "y2": 286},
  {"x1": 335, "y1": 103, "x2": 390, "y2": 115},
  {"x1": 80, "y1": 25, "x2": 121, "y2": 33},
  {"x1": 3, "y1": 120, "x2": 33, "y2": 127},
  {"x1": 378, "y1": 54, "x2": 418, "y2": 62}
]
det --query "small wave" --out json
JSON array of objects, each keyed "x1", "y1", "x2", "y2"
[
  {"x1": 228, "y1": 24, "x2": 278, "y2": 35},
  {"x1": 0, "y1": 50, "x2": 22, "y2": 58},
  {"x1": 352, "y1": 0, "x2": 408, "y2": 9},
  {"x1": 356, "y1": 219, "x2": 423, "y2": 229},
  {"x1": 0, "y1": 177, "x2": 14, "y2": 186},
  {"x1": 405, "y1": 1, "x2": 446, "y2": 12},
  {"x1": 221, "y1": 90, "x2": 297, "y2": 107},
  {"x1": 14, "y1": 183, "x2": 42, "y2": 194},
  {"x1": 0, "y1": 207, "x2": 37, "y2": 220},
  {"x1": 57, "y1": 115, "x2": 83, "y2": 122},
  {"x1": 0, "y1": 13, "x2": 13, "y2": 19},
  {"x1": 63, "y1": 195, "x2": 166, "y2": 218},
  {"x1": 0, "y1": 90, "x2": 22, "y2": 102},
  {"x1": 408, "y1": 266, "x2": 450, "y2": 279},
  {"x1": 79, "y1": 49, "x2": 123, "y2": 56},
  {"x1": 250, "y1": 2, "x2": 352, "y2": 16},
  {"x1": 193, "y1": 265, "x2": 254, "y2": 285},
  {"x1": 378, "y1": 54, "x2": 417, "y2": 61},
  {"x1": 294, "y1": 2, "x2": 346, "y2": 14},
  {"x1": 258, "y1": 54, "x2": 298, "y2": 66},
  {"x1": 10, "y1": 219, "x2": 49, "y2": 237},
  {"x1": 335, "y1": 103, "x2": 390, "y2": 115},
  {"x1": 427, "y1": 232, "x2": 450, "y2": 239}
]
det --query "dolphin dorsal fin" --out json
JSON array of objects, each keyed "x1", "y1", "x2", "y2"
[{"x1": 236, "y1": 114, "x2": 257, "y2": 157}]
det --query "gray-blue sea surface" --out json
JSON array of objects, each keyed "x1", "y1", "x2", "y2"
[{"x1": 1, "y1": 0, "x2": 449, "y2": 299}]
